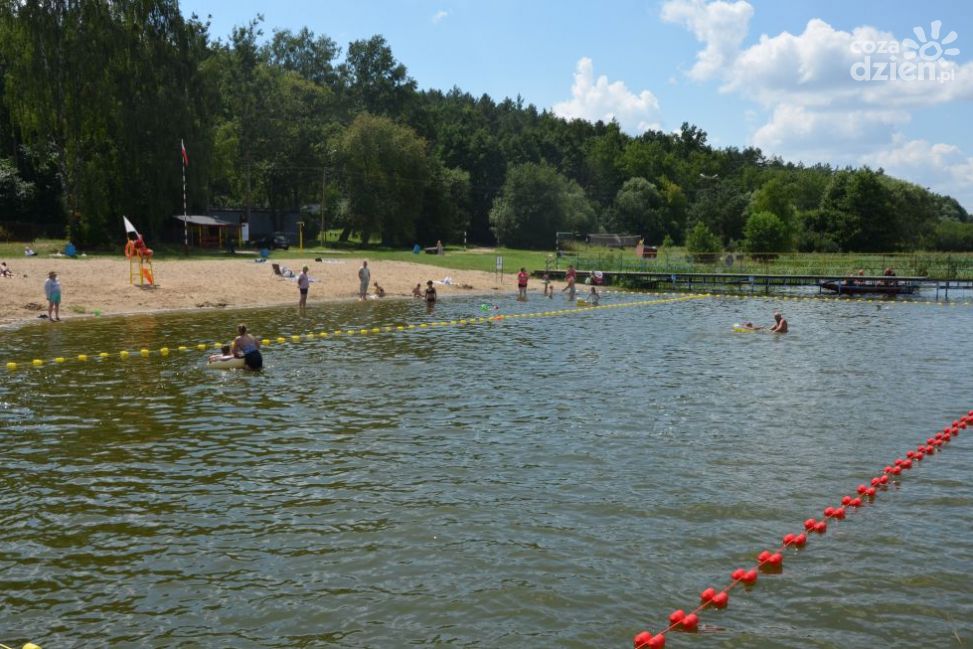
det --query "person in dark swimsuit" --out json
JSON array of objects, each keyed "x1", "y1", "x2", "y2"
[
  {"x1": 231, "y1": 323, "x2": 263, "y2": 370},
  {"x1": 424, "y1": 280, "x2": 437, "y2": 303}
]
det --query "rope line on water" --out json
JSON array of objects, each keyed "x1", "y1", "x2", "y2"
[
  {"x1": 3, "y1": 294, "x2": 712, "y2": 372},
  {"x1": 632, "y1": 411, "x2": 971, "y2": 648}
]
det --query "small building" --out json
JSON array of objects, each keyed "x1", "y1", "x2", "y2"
[{"x1": 173, "y1": 214, "x2": 243, "y2": 248}]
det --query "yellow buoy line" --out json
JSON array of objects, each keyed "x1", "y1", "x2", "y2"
[{"x1": 3, "y1": 294, "x2": 710, "y2": 372}]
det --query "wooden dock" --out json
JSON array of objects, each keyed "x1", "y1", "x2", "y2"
[{"x1": 532, "y1": 270, "x2": 973, "y2": 299}]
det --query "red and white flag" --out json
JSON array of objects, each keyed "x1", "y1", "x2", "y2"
[{"x1": 180, "y1": 139, "x2": 189, "y2": 167}]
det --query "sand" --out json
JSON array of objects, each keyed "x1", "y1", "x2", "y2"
[{"x1": 0, "y1": 255, "x2": 557, "y2": 328}]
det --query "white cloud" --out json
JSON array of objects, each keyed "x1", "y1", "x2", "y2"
[
  {"x1": 751, "y1": 104, "x2": 910, "y2": 158},
  {"x1": 432, "y1": 10, "x2": 448, "y2": 24},
  {"x1": 552, "y1": 57, "x2": 662, "y2": 134},
  {"x1": 660, "y1": 0, "x2": 753, "y2": 80},
  {"x1": 861, "y1": 136, "x2": 973, "y2": 206},
  {"x1": 722, "y1": 19, "x2": 973, "y2": 109},
  {"x1": 663, "y1": 3, "x2": 973, "y2": 207}
]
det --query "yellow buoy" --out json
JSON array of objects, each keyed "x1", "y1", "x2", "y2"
[
  {"x1": 371, "y1": 328, "x2": 381, "y2": 333},
  {"x1": 54, "y1": 357, "x2": 65, "y2": 363},
  {"x1": 196, "y1": 344, "x2": 207, "y2": 351},
  {"x1": 333, "y1": 330, "x2": 342, "y2": 336},
  {"x1": 159, "y1": 347, "x2": 169, "y2": 356},
  {"x1": 345, "y1": 330, "x2": 356, "y2": 335},
  {"x1": 396, "y1": 325, "x2": 404, "y2": 330},
  {"x1": 23, "y1": 643, "x2": 43, "y2": 649},
  {"x1": 32, "y1": 359, "x2": 43, "y2": 366},
  {"x1": 140, "y1": 349, "x2": 150, "y2": 357},
  {"x1": 305, "y1": 334, "x2": 315, "y2": 341},
  {"x1": 291, "y1": 335, "x2": 301, "y2": 342},
  {"x1": 276, "y1": 337, "x2": 286, "y2": 344},
  {"x1": 6, "y1": 362, "x2": 17, "y2": 370},
  {"x1": 119, "y1": 351, "x2": 130, "y2": 359},
  {"x1": 318, "y1": 332, "x2": 328, "y2": 338},
  {"x1": 178, "y1": 346, "x2": 188, "y2": 352},
  {"x1": 99, "y1": 352, "x2": 109, "y2": 358},
  {"x1": 359, "y1": 329, "x2": 369, "y2": 335}
]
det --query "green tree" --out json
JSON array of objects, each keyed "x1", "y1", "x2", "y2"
[
  {"x1": 612, "y1": 177, "x2": 666, "y2": 242},
  {"x1": 489, "y1": 162, "x2": 591, "y2": 249},
  {"x1": 339, "y1": 113, "x2": 430, "y2": 245},
  {"x1": 685, "y1": 221, "x2": 721, "y2": 255},
  {"x1": 743, "y1": 211, "x2": 791, "y2": 253}
]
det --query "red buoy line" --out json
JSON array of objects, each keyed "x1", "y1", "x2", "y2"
[{"x1": 633, "y1": 411, "x2": 971, "y2": 649}]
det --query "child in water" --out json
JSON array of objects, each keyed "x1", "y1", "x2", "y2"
[
  {"x1": 588, "y1": 285, "x2": 600, "y2": 306},
  {"x1": 208, "y1": 344, "x2": 234, "y2": 362}
]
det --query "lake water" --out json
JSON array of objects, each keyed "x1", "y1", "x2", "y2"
[{"x1": 1, "y1": 293, "x2": 971, "y2": 648}]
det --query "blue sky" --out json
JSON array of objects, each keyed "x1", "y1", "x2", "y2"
[{"x1": 181, "y1": 0, "x2": 973, "y2": 208}]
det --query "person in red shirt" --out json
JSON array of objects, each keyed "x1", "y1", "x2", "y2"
[{"x1": 517, "y1": 267, "x2": 528, "y2": 300}]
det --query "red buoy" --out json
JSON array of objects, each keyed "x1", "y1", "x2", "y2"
[
  {"x1": 794, "y1": 533, "x2": 807, "y2": 547},
  {"x1": 757, "y1": 551, "x2": 771, "y2": 563},
  {"x1": 700, "y1": 587, "x2": 716, "y2": 603},
  {"x1": 879, "y1": 475, "x2": 889, "y2": 484},
  {"x1": 834, "y1": 507, "x2": 846, "y2": 519},
  {"x1": 850, "y1": 497, "x2": 862, "y2": 507},
  {"x1": 871, "y1": 477, "x2": 881, "y2": 486},
  {"x1": 711, "y1": 592, "x2": 728, "y2": 608},
  {"x1": 681, "y1": 613, "x2": 699, "y2": 632},
  {"x1": 804, "y1": 518, "x2": 816, "y2": 530},
  {"x1": 841, "y1": 495, "x2": 852, "y2": 505},
  {"x1": 824, "y1": 506, "x2": 836, "y2": 518},
  {"x1": 857, "y1": 484, "x2": 868, "y2": 494},
  {"x1": 883, "y1": 466, "x2": 893, "y2": 474},
  {"x1": 783, "y1": 533, "x2": 795, "y2": 545},
  {"x1": 866, "y1": 487, "x2": 877, "y2": 497},
  {"x1": 902, "y1": 459, "x2": 913, "y2": 469},
  {"x1": 648, "y1": 634, "x2": 666, "y2": 649},
  {"x1": 669, "y1": 610, "x2": 685, "y2": 626},
  {"x1": 731, "y1": 568, "x2": 746, "y2": 581},
  {"x1": 634, "y1": 631, "x2": 652, "y2": 648},
  {"x1": 742, "y1": 569, "x2": 758, "y2": 584},
  {"x1": 814, "y1": 521, "x2": 827, "y2": 534},
  {"x1": 768, "y1": 552, "x2": 783, "y2": 567},
  {"x1": 906, "y1": 450, "x2": 916, "y2": 459}
]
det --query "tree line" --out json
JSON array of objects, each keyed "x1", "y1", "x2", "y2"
[{"x1": 1, "y1": 0, "x2": 971, "y2": 252}]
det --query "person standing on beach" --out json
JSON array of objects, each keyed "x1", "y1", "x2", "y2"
[
  {"x1": 517, "y1": 267, "x2": 529, "y2": 300},
  {"x1": 358, "y1": 261, "x2": 370, "y2": 301},
  {"x1": 44, "y1": 271, "x2": 62, "y2": 321},
  {"x1": 297, "y1": 266, "x2": 310, "y2": 313},
  {"x1": 436, "y1": 240, "x2": 444, "y2": 256}
]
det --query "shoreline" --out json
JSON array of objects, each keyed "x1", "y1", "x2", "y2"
[{"x1": 0, "y1": 257, "x2": 562, "y2": 332}]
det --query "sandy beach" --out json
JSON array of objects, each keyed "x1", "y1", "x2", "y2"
[{"x1": 0, "y1": 255, "x2": 552, "y2": 328}]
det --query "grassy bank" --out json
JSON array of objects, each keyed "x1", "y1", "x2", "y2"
[{"x1": 4, "y1": 238, "x2": 973, "y2": 279}]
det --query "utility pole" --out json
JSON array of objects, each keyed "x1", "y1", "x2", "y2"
[{"x1": 320, "y1": 166, "x2": 327, "y2": 247}]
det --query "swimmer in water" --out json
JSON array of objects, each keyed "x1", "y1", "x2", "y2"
[{"x1": 769, "y1": 312, "x2": 788, "y2": 333}]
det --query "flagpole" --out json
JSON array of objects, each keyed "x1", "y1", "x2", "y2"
[{"x1": 181, "y1": 139, "x2": 188, "y2": 252}]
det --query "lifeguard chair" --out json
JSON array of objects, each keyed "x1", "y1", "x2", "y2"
[{"x1": 123, "y1": 216, "x2": 155, "y2": 286}]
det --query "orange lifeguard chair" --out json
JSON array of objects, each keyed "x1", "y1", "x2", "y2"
[{"x1": 123, "y1": 216, "x2": 155, "y2": 286}]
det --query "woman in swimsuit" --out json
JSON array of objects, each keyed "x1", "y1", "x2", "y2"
[
  {"x1": 424, "y1": 280, "x2": 437, "y2": 303},
  {"x1": 231, "y1": 324, "x2": 263, "y2": 370}
]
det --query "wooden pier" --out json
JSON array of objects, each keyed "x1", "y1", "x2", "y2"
[{"x1": 532, "y1": 270, "x2": 973, "y2": 299}]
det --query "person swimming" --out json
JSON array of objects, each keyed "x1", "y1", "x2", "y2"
[
  {"x1": 208, "y1": 344, "x2": 234, "y2": 362},
  {"x1": 769, "y1": 312, "x2": 788, "y2": 333}
]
